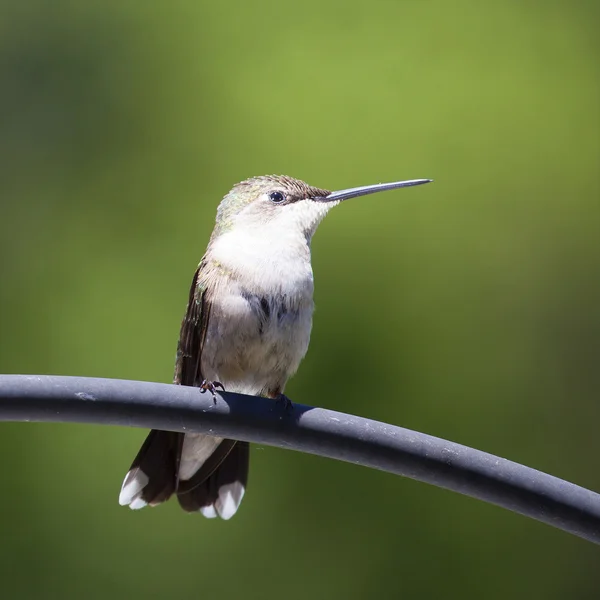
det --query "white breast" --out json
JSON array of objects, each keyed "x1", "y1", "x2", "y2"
[
  {"x1": 209, "y1": 226, "x2": 314, "y2": 298},
  {"x1": 201, "y1": 228, "x2": 316, "y2": 396}
]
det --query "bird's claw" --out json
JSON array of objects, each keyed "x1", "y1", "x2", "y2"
[
  {"x1": 200, "y1": 380, "x2": 224, "y2": 404},
  {"x1": 275, "y1": 393, "x2": 294, "y2": 413}
]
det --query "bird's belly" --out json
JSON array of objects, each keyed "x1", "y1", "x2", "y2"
[{"x1": 201, "y1": 287, "x2": 313, "y2": 397}]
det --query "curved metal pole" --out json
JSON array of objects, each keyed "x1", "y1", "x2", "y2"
[{"x1": 1, "y1": 374, "x2": 599, "y2": 544}]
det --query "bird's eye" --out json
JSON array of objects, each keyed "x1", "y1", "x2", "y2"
[{"x1": 268, "y1": 191, "x2": 285, "y2": 203}]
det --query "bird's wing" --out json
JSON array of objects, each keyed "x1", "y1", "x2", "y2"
[
  {"x1": 169, "y1": 260, "x2": 213, "y2": 489},
  {"x1": 174, "y1": 260, "x2": 211, "y2": 387},
  {"x1": 173, "y1": 261, "x2": 240, "y2": 507},
  {"x1": 120, "y1": 259, "x2": 243, "y2": 517}
]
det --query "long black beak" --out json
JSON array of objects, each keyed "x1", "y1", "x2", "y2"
[{"x1": 316, "y1": 178, "x2": 432, "y2": 202}]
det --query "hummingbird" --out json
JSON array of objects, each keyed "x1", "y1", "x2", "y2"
[{"x1": 119, "y1": 174, "x2": 432, "y2": 519}]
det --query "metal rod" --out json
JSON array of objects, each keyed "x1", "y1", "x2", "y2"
[{"x1": 1, "y1": 374, "x2": 598, "y2": 543}]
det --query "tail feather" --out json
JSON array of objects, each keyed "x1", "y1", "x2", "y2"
[
  {"x1": 119, "y1": 430, "x2": 249, "y2": 519},
  {"x1": 177, "y1": 441, "x2": 249, "y2": 519},
  {"x1": 119, "y1": 429, "x2": 182, "y2": 508}
]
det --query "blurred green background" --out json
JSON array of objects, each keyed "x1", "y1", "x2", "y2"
[{"x1": 1, "y1": 1, "x2": 599, "y2": 598}]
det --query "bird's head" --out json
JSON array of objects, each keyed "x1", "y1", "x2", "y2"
[{"x1": 212, "y1": 174, "x2": 431, "y2": 243}]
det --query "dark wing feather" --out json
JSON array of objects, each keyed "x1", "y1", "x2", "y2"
[
  {"x1": 172, "y1": 259, "x2": 218, "y2": 488},
  {"x1": 173, "y1": 261, "x2": 245, "y2": 510},
  {"x1": 174, "y1": 261, "x2": 210, "y2": 387},
  {"x1": 121, "y1": 262, "x2": 212, "y2": 507},
  {"x1": 121, "y1": 259, "x2": 249, "y2": 518}
]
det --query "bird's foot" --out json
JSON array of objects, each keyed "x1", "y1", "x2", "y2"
[
  {"x1": 200, "y1": 380, "x2": 224, "y2": 404},
  {"x1": 275, "y1": 393, "x2": 294, "y2": 413}
]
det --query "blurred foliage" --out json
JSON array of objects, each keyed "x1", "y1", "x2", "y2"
[{"x1": 1, "y1": 1, "x2": 599, "y2": 598}]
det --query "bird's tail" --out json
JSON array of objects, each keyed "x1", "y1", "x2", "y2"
[{"x1": 119, "y1": 429, "x2": 249, "y2": 519}]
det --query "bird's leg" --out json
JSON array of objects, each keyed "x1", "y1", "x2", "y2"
[
  {"x1": 274, "y1": 393, "x2": 294, "y2": 413},
  {"x1": 200, "y1": 380, "x2": 224, "y2": 404}
]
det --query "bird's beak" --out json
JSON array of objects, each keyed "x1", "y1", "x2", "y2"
[{"x1": 315, "y1": 178, "x2": 432, "y2": 203}]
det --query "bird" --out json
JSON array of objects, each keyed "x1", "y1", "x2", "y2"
[{"x1": 119, "y1": 174, "x2": 432, "y2": 519}]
